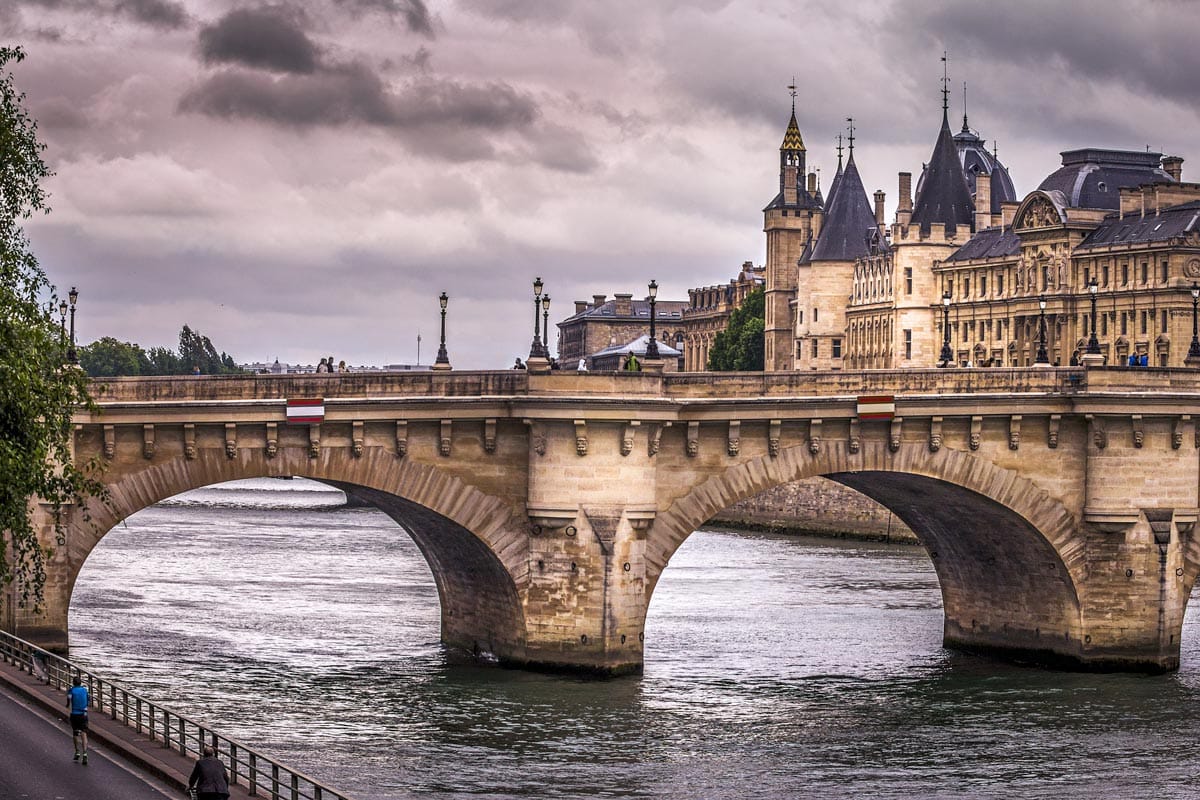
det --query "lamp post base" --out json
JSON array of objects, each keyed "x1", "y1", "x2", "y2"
[
  {"x1": 1186, "y1": 354, "x2": 1200, "y2": 368},
  {"x1": 431, "y1": 361, "x2": 452, "y2": 371},
  {"x1": 639, "y1": 358, "x2": 665, "y2": 374},
  {"x1": 525, "y1": 356, "x2": 551, "y2": 373},
  {"x1": 1080, "y1": 352, "x2": 1105, "y2": 367}
]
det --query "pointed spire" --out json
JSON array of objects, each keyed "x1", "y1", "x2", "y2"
[
  {"x1": 911, "y1": 68, "x2": 974, "y2": 236},
  {"x1": 941, "y1": 52, "x2": 950, "y2": 118},
  {"x1": 811, "y1": 150, "x2": 885, "y2": 262},
  {"x1": 780, "y1": 81, "x2": 805, "y2": 153},
  {"x1": 962, "y1": 81, "x2": 969, "y2": 133}
]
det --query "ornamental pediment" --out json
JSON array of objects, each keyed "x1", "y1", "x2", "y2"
[{"x1": 1015, "y1": 194, "x2": 1065, "y2": 230}]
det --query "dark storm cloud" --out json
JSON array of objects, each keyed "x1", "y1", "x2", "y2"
[
  {"x1": 199, "y1": 8, "x2": 320, "y2": 74},
  {"x1": 331, "y1": 0, "x2": 436, "y2": 38},
  {"x1": 903, "y1": 1, "x2": 1200, "y2": 107},
  {"x1": 180, "y1": 65, "x2": 538, "y2": 130},
  {"x1": 16, "y1": 0, "x2": 187, "y2": 29}
]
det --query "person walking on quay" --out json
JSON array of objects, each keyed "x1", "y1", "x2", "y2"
[
  {"x1": 337, "y1": 359, "x2": 347, "y2": 373},
  {"x1": 188, "y1": 745, "x2": 231, "y2": 800},
  {"x1": 623, "y1": 353, "x2": 641, "y2": 372},
  {"x1": 316, "y1": 357, "x2": 328, "y2": 373},
  {"x1": 66, "y1": 675, "x2": 89, "y2": 764}
]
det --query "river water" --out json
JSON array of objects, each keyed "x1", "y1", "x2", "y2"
[{"x1": 68, "y1": 478, "x2": 1200, "y2": 799}]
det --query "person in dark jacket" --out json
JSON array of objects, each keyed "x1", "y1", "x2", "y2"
[{"x1": 188, "y1": 746, "x2": 230, "y2": 800}]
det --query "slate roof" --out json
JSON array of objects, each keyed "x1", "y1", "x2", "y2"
[
  {"x1": 1037, "y1": 149, "x2": 1174, "y2": 210},
  {"x1": 810, "y1": 155, "x2": 887, "y2": 261},
  {"x1": 953, "y1": 122, "x2": 1017, "y2": 213},
  {"x1": 825, "y1": 159, "x2": 844, "y2": 212},
  {"x1": 560, "y1": 298, "x2": 688, "y2": 324},
  {"x1": 589, "y1": 334, "x2": 682, "y2": 359},
  {"x1": 1076, "y1": 200, "x2": 1200, "y2": 250},
  {"x1": 910, "y1": 111, "x2": 975, "y2": 236},
  {"x1": 944, "y1": 225, "x2": 1021, "y2": 262}
]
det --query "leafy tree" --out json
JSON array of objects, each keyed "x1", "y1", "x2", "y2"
[
  {"x1": 0, "y1": 47, "x2": 103, "y2": 609},
  {"x1": 146, "y1": 345, "x2": 181, "y2": 375},
  {"x1": 708, "y1": 287, "x2": 765, "y2": 371},
  {"x1": 79, "y1": 337, "x2": 150, "y2": 377}
]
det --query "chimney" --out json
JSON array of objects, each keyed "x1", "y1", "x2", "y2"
[
  {"x1": 1119, "y1": 187, "x2": 1140, "y2": 219},
  {"x1": 897, "y1": 172, "x2": 913, "y2": 228},
  {"x1": 873, "y1": 190, "x2": 886, "y2": 226},
  {"x1": 807, "y1": 172, "x2": 818, "y2": 194},
  {"x1": 974, "y1": 173, "x2": 992, "y2": 230},
  {"x1": 592, "y1": 294, "x2": 606, "y2": 309},
  {"x1": 783, "y1": 164, "x2": 798, "y2": 206},
  {"x1": 1000, "y1": 201, "x2": 1019, "y2": 228},
  {"x1": 1162, "y1": 155, "x2": 1184, "y2": 182},
  {"x1": 575, "y1": 300, "x2": 588, "y2": 314},
  {"x1": 614, "y1": 293, "x2": 633, "y2": 316}
]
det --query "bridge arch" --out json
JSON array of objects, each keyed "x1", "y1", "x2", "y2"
[
  {"x1": 647, "y1": 441, "x2": 1084, "y2": 661},
  {"x1": 63, "y1": 448, "x2": 529, "y2": 662}
]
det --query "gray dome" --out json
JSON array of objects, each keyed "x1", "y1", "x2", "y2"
[{"x1": 1037, "y1": 149, "x2": 1173, "y2": 210}]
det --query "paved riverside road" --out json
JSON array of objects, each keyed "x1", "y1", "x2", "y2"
[{"x1": 0, "y1": 686, "x2": 178, "y2": 799}]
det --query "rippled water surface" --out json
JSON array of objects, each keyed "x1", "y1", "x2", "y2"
[{"x1": 70, "y1": 479, "x2": 1200, "y2": 799}]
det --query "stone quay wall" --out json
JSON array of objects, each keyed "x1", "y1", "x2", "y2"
[{"x1": 709, "y1": 478, "x2": 918, "y2": 543}]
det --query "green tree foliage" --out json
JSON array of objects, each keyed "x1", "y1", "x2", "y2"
[
  {"x1": 79, "y1": 326, "x2": 243, "y2": 377},
  {"x1": 707, "y1": 287, "x2": 765, "y2": 371},
  {"x1": 0, "y1": 47, "x2": 103, "y2": 608}
]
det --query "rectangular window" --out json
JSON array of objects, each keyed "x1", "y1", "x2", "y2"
[
  {"x1": 997, "y1": 273, "x2": 1004, "y2": 294},
  {"x1": 1162, "y1": 309, "x2": 1168, "y2": 334},
  {"x1": 798, "y1": 310, "x2": 803, "y2": 324},
  {"x1": 905, "y1": 267, "x2": 913, "y2": 295},
  {"x1": 1140, "y1": 262, "x2": 1148, "y2": 283},
  {"x1": 832, "y1": 339, "x2": 842, "y2": 358},
  {"x1": 980, "y1": 275, "x2": 987, "y2": 296},
  {"x1": 1122, "y1": 264, "x2": 1129, "y2": 285},
  {"x1": 904, "y1": 329, "x2": 912, "y2": 359},
  {"x1": 1161, "y1": 260, "x2": 1169, "y2": 282},
  {"x1": 1084, "y1": 267, "x2": 1090, "y2": 286},
  {"x1": 796, "y1": 342, "x2": 803, "y2": 360},
  {"x1": 1141, "y1": 311, "x2": 1148, "y2": 334},
  {"x1": 962, "y1": 277, "x2": 969, "y2": 298},
  {"x1": 1103, "y1": 265, "x2": 1110, "y2": 286},
  {"x1": 1102, "y1": 314, "x2": 1108, "y2": 336},
  {"x1": 812, "y1": 339, "x2": 818, "y2": 358},
  {"x1": 813, "y1": 308, "x2": 819, "y2": 323},
  {"x1": 946, "y1": 279, "x2": 953, "y2": 297},
  {"x1": 1121, "y1": 313, "x2": 1127, "y2": 335}
]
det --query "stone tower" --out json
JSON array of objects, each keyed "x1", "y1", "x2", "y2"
[{"x1": 763, "y1": 103, "x2": 823, "y2": 372}]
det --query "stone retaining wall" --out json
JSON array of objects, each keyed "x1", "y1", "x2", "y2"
[{"x1": 709, "y1": 477, "x2": 918, "y2": 543}]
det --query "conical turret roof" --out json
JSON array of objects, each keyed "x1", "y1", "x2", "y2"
[
  {"x1": 780, "y1": 111, "x2": 805, "y2": 151},
  {"x1": 810, "y1": 155, "x2": 886, "y2": 262},
  {"x1": 910, "y1": 111, "x2": 974, "y2": 235},
  {"x1": 825, "y1": 159, "x2": 844, "y2": 212}
]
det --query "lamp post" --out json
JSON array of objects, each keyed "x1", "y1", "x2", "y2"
[
  {"x1": 67, "y1": 286, "x2": 79, "y2": 365},
  {"x1": 529, "y1": 277, "x2": 545, "y2": 360},
  {"x1": 58, "y1": 299, "x2": 68, "y2": 362},
  {"x1": 542, "y1": 294, "x2": 551, "y2": 359},
  {"x1": 938, "y1": 291, "x2": 953, "y2": 367},
  {"x1": 1188, "y1": 282, "x2": 1200, "y2": 362},
  {"x1": 1086, "y1": 276, "x2": 1100, "y2": 355},
  {"x1": 646, "y1": 279, "x2": 660, "y2": 359},
  {"x1": 434, "y1": 291, "x2": 450, "y2": 368},
  {"x1": 1035, "y1": 295, "x2": 1049, "y2": 365}
]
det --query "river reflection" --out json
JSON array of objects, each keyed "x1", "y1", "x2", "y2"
[{"x1": 69, "y1": 479, "x2": 1200, "y2": 800}]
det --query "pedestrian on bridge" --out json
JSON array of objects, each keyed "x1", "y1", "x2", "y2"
[
  {"x1": 188, "y1": 745, "x2": 230, "y2": 800},
  {"x1": 66, "y1": 675, "x2": 88, "y2": 765}
]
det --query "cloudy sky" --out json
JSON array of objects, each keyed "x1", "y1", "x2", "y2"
[{"x1": 6, "y1": 0, "x2": 1200, "y2": 368}]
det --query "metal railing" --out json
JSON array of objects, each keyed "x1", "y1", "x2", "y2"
[{"x1": 0, "y1": 630, "x2": 355, "y2": 800}]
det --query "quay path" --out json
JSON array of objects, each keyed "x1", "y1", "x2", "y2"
[{"x1": 0, "y1": 656, "x2": 257, "y2": 800}]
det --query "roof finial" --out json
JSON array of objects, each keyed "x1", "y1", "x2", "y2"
[
  {"x1": 962, "y1": 81, "x2": 969, "y2": 132},
  {"x1": 815, "y1": 166, "x2": 821, "y2": 190},
  {"x1": 835, "y1": 133, "x2": 844, "y2": 169},
  {"x1": 940, "y1": 52, "x2": 949, "y2": 116},
  {"x1": 788, "y1": 77, "x2": 797, "y2": 114},
  {"x1": 993, "y1": 139, "x2": 998, "y2": 159},
  {"x1": 845, "y1": 117, "x2": 855, "y2": 159}
]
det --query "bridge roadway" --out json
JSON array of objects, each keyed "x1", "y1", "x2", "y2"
[
  {"x1": 17, "y1": 365, "x2": 1200, "y2": 675},
  {"x1": 0, "y1": 657, "x2": 255, "y2": 800}
]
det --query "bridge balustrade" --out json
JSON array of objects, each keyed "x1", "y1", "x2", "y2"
[{"x1": 0, "y1": 630, "x2": 354, "y2": 800}]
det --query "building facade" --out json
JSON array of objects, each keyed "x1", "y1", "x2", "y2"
[
  {"x1": 767, "y1": 93, "x2": 1200, "y2": 371},
  {"x1": 557, "y1": 293, "x2": 688, "y2": 367},
  {"x1": 680, "y1": 262, "x2": 765, "y2": 370}
]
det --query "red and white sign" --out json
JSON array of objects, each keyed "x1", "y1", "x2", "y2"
[
  {"x1": 286, "y1": 398, "x2": 325, "y2": 424},
  {"x1": 856, "y1": 395, "x2": 895, "y2": 420}
]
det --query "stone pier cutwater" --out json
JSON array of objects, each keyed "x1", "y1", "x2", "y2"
[{"x1": 14, "y1": 366, "x2": 1200, "y2": 674}]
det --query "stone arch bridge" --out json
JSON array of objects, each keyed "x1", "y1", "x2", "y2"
[{"x1": 14, "y1": 367, "x2": 1200, "y2": 674}]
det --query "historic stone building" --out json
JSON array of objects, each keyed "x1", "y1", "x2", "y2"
[
  {"x1": 556, "y1": 293, "x2": 687, "y2": 367},
  {"x1": 680, "y1": 262, "x2": 764, "y2": 370},
  {"x1": 766, "y1": 89, "x2": 1200, "y2": 372}
]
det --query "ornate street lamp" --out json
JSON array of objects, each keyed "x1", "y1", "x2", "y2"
[
  {"x1": 67, "y1": 286, "x2": 79, "y2": 365},
  {"x1": 529, "y1": 277, "x2": 545, "y2": 360},
  {"x1": 542, "y1": 294, "x2": 551, "y2": 359},
  {"x1": 938, "y1": 291, "x2": 953, "y2": 367},
  {"x1": 58, "y1": 299, "x2": 68, "y2": 362},
  {"x1": 1035, "y1": 295, "x2": 1050, "y2": 365},
  {"x1": 1086, "y1": 276, "x2": 1100, "y2": 355},
  {"x1": 646, "y1": 279, "x2": 660, "y2": 359},
  {"x1": 435, "y1": 291, "x2": 450, "y2": 366},
  {"x1": 1189, "y1": 282, "x2": 1200, "y2": 361}
]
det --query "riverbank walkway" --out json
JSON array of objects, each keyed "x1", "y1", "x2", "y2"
[{"x1": 0, "y1": 655, "x2": 256, "y2": 799}]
